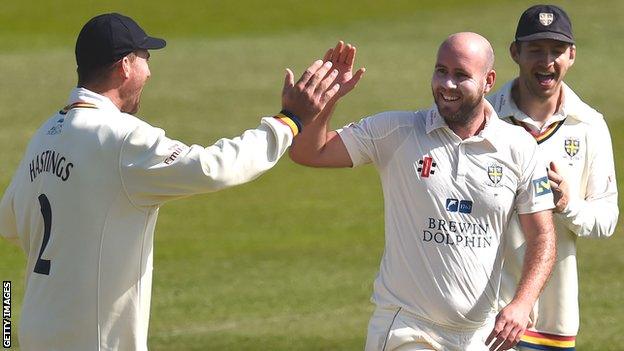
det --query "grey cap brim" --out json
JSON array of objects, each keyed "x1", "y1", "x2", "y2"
[{"x1": 516, "y1": 32, "x2": 574, "y2": 44}]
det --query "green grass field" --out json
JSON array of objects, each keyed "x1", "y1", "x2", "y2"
[{"x1": 1, "y1": 1, "x2": 623, "y2": 349}]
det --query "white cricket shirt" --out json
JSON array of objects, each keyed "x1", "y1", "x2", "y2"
[
  {"x1": 0, "y1": 88, "x2": 294, "y2": 350},
  {"x1": 489, "y1": 81, "x2": 618, "y2": 337},
  {"x1": 337, "y1": 103, "x2": 554, "y2": 329}
]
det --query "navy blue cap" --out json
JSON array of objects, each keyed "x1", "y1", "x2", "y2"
[
  {"x1": 76, "y1": 13, "x2": 166, "y2": 69},
  {"x1": 515, "y1": 5, "x2": 574, "y2": 44}
]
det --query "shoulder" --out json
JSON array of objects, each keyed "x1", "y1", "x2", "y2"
[
  {"x1": 564, "y1": 84, "x2": 605, "y2": 126},
  {"x1": 345, "y1": 110, "x2": 420, "y2": 139},
  {"x1": 362, "y1": 110, "x2": 419, "y2": 127},
  {"x1": 487, "y1": 113, "x2": 537, "y2": 156},
  {"x1": 486, "y1": 80, "x2": 515, "y2": 116}
]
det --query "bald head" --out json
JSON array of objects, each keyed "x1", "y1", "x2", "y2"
[
  {"x1": 431, "y1": 32, "x2": 497, "y2": 130},
  {"x1": 438, "y1": 32, "x2": 495, "y2": 73}
]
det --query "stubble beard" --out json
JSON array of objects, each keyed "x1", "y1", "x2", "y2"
[{"x1": 435, "y1": 92, "x2": 483, "y2": 128}]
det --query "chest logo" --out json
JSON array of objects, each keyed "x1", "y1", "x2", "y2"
[
  {"x1": 487, "y1": 163, "x2": 503, "y2": 186},
  {"x1": 564, "y1": 137, "x2": 580, "y2": 157},
  {"x1": 445, "y1": 198, "x2": 473, "y2": 214},
  {"x1": 539, "y1": 13, "x2": 554, "y2": 26},
  {"x1": 417, "y1": 156, "x2": 437, "y2": 178}
]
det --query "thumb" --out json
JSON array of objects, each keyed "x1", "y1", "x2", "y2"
[
  {"x1": 283, "y1": 68, "x2": 294, "y2": 95},
  {"x1": 351, "y1": 67, "x2": 366, "y2": 86},
  {"x1": 342, "y1": 67, "x2": 366, "y2": 94}
]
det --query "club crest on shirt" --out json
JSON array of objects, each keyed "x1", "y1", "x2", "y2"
[
  {"x1": 564, "y1": 137, "x2": 580, "y2": 158},
  {"x1": 539, "y1": 12, "x2": 554, "y2": 26},
  {"x1": 487, "y1": 163, "x2": 503, "y2": 187}
]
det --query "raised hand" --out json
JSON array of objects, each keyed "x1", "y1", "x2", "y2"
[
  {"x1": 323, "y1": 41, "x2": 366, "y2": 99},
  {"x1": 548, "y1": 161, "x2": 569, "y2": 212},
  {"x1": 281, "y1": 60, "x2": 340, "y2": 126}
]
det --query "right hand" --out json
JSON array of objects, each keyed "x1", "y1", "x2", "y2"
[
  {"x1": 323, "y1": 41, "x2": 366, "y2": 99},
  {"x1": 281, "y1": 60, "x2": 340, "y2": 126},
  {"x1": 486, "y1": 300, "x2": 532, "y2": 350}
]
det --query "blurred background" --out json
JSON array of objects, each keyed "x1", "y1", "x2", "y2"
[{"x1": 1, "y1": 0, "x2": 622, "y2": 349}]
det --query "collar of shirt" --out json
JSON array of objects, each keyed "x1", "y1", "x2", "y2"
[
  {"x1": 425, "y1": 100, "x2": 502, "y2": 151},
  {"x1": 67, "y1": 87, "x2": 121, "y2": 113},
  {"x1": 495, "y1": 79, "x2": 594, "y2": 129}
]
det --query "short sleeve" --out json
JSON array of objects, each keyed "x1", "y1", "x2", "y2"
[
  {"x1": 515, "y1": 138, "x2": 555, "y2": 214},
  {"x1": 337, "y1": 111, "x2": 416, "y2": 168}
]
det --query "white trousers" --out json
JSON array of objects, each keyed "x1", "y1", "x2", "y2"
[{"x1": 364, "y1": 307, "x2": 494, "y2": 351}]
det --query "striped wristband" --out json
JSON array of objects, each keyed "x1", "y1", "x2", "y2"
[{"x1": 274, "y1": 110, "x2": 303, "y2": 136}]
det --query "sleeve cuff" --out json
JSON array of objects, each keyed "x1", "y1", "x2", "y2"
[
  {"x1": 336, "y1": 127, "x2": 363, "y2": 167},
  {"x1": 274, "y1": 111, "x2": 302, "y2": 136}
]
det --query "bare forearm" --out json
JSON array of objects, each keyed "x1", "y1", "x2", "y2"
[
  {"x1": 289, "y1": 103, "x2": 351, "y2": 168},
  {"x1": 514, "y1": 218, "x2": 556, "y2": 306}
]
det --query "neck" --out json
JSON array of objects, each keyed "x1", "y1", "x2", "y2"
[
  {"x1": 512, "y1": 79, "x2": 563, "y2": 124},
  {"x1": 445, "y1": 103, "x2": 488, "y2": 140},
  {"x1": 81, "y1": 84, "x2": 124, "y2": 111}
]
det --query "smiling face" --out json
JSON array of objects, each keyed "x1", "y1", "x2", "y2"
[
  {"x1": 431, "y1": 34, "x2": 496, "y2": 126},
  {"x1": 511, "y1": 39, "x2": 575, "y2": 100}
]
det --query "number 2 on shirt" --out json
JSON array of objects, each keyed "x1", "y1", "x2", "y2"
[{"x1": 34, "y1": 194, "x2": 52, "y2": 275}]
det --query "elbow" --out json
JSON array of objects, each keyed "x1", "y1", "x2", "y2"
[{"x1": 288, "y1": 146, "x2": 316, "y2": 167}]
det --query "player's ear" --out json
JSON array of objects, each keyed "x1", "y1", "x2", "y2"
[
  {"x1": 510, "y1": 41, "x2": 520, "y2": 64},
  {"x1": 119, "y1": 55, "x2": 132, "y2": 79},
  {"x1": 484, "y1": 69, "x2": 496, "y2": 94},
  {"x1": 568, "y1": 45, "x2": 576, "y2": 67}
]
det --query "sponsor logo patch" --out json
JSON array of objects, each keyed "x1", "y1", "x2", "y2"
[
  {"x1": 533, "y1": 176, "x2": 552, "y2": 196},
  {"x1": 445, "y1": 198, "x2": 473, "y2": 214},
  {"x1": 417, "y1": 156, "x2": 437, "y2": 178}
]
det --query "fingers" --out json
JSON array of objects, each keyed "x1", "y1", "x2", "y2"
[
  {"x1": 548, "y1": 162, "x2": 563, "y2": 182},
  {"x1": 296, "y1": 59, "x2": 324, "y2": 87},
  {"x1": 315, "y1": 69, "x2": 338, "y2": 96},
  {"x1": 346, "y1": 45, "x2": 357, "y2": 67},
  {"x1": 323, "y1": 48, "x2": 333, "y2": 62},
  {"x1": 487, "y1": 312, "x2": 527, "y2": 351},
  {"x1": 339, "y1": 43, "x2": 351, "y2": 63},
  {"x1": 486, "y1": 315, "x2": 510, "y2": 351},
  {"x1": 304, "y1": 61, "x2": 334, "y2": 89},
  {"x1": 331, "y1": 41, "x2": 344, "y2": 62},
  {"x1": 320, "y1": 83, "x2": 340, "y2": 107}
]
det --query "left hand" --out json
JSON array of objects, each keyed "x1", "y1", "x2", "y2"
[
  {"x1": 485, "y1": 300, "x2": 532, "y2": 350},
  {"x1": 548, "y1": 161, "x2": 569, "y2": 212}
]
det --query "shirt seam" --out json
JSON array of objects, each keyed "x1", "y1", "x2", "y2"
[{"x1": 118, "y1": 128, "x2": 149, "y2": 213}]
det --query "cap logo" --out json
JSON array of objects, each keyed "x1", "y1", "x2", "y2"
[{"x1": 539, "y1": 13, "x2": 554, "y2": 26}]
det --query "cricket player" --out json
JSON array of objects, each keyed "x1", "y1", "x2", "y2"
[
  {"x1": 290, "y1": 35, "x2": 557, "y2": 350},
  {"x1": 0, "y1": 13, "x2": 349, "y2": 351},
  {"x1": 488, "y1": 5, "x2": 619, "y2": 350}
]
